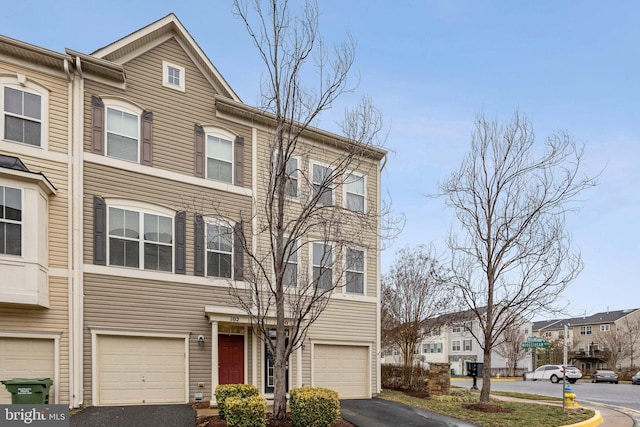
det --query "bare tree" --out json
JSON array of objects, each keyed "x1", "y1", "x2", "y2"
[
  {"x1": 494, "y1": 324, "x2": 528, "y2": 376},
  {"x1": 595, "y1": 326, "x2": 626, "y2": 370},
  {"x1": 381, "y1": 245, "x2": 452, "y2": 369},
  {"x1": 618, "y1": 314, "x2": 640, "y2": 369},
  {"x1": 197, "y1": 0, "x2": 390, "y2": 419},
  {"x1": 439, "y1": 111, "x2": 597, "y2": 404}
]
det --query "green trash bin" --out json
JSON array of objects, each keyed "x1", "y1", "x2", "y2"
[{"x1": 1, "y1": 378, "x2": 53, "y2": 404}]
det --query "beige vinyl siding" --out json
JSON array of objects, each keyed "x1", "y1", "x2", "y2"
[
  {"x1": 83, "y1": 39, "x2": 252, "y2": 186},
  {"x1": 83, "y1": 273, "x2": 238, "y2": 405},
  {"x1": 82, "y1": 162, "x2": 252, "y2": 268},
  {"x1": 0, "y1": 276, "x2": 70, "y2": 404}
]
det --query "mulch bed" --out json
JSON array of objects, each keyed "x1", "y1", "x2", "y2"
[{"x1": 201, "y1": 414, "x2": 354, "y2": 427}]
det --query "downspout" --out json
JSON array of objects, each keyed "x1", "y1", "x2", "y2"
[
  {"x1": 72, "y1": 55, "x2": 85, "y2": 407},
  {"x1": 376, "y1": 153, "x2": 385, "y2": 395},
  {"x1": 64, "y1": 58, "x2": 73, "y2": 408}
]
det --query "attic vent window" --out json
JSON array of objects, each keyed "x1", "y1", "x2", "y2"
[{"x1": 162, "y1": 61, "x2": 185, "y2": 92}]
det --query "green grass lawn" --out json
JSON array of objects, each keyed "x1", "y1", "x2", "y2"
[{"x1": 379, "y1": 389, "x2": 594, "y2": 427}]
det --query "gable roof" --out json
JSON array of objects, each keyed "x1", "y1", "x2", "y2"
[
  {"x1": 88, "y1": 13, "x2": 239, "y2": 101},
  {"x1": 533, "y1": 308, "x2": 640, "y2": 331}
]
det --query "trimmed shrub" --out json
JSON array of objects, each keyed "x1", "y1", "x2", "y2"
[
  {"x1": 289, "y1": 387, "x2": 340, "y2": 427},
  {"x1": 225, "y1": 395, "x2": 267, "y2": 427},
  {"x1": 215, "y1": 384, "x2": 259, "y2": 420}
]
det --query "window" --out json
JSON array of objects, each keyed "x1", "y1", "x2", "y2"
[
  {"x1": 452, "y1": 340, "x2": 461, "y2": 352},
  {"x1": 427, "y1": 327, "x2": 441, "y2": 337},
  {"x1": 0, "y1": 185, "x2": 21, "y2": 256},
  {"x1": 207, "y1": 134, "x2": 233, "y2": 183},
  {"x1": 463, "y1": 339, "x2": 473, "y2": 351},
  {"x1": 106, "y1": 107, "x2": 139, "y2": 162},
  {"x1": 544, "y1": 331, "x2": 552, "y2": 338},
  {"x1": 345, "y1": 248, "x2": 364, "y2": 294},
  {"x1": 580, "y1": 326, "x2": 592, "y2": 335},
  {"x1": 600, "y1": 324, "x2": 610, "y2": 332},
  {"x1": 108, "y1": 207, "x2": 173, "y2": 272},
  {"x1": 284, "y1": 156, "x2": 299, "y2": 198},
  {"x1": 344, "y1": 173, "x2": 365, "y2": 212},
  {"x1": 578, "y1": 342, "x2": 585, "y2": 351},
  {"x1": 162, "y1": 61, "x2": 185, "y2": 92},
  {"x1": 312, "y1": 164, "x2": 333, "y2": 206},
  {"x1": 206, "y1": 223, "x2": 233, "y2": 278},
  {"x1": 452, "y1": 325, "x2": 461, "y2": 333},
  {"x1": 3, "y1": 86, "x2": 42, "y2": 146},
  {"x1": 424, "y1": 343, "x2": 443, "y2": 353},
  {"x1": 283, "y1": 237, "x2": 297, "y2": 287},
  {"x1": 312, "y1": 242, "x2": 332, "y2": 289}
]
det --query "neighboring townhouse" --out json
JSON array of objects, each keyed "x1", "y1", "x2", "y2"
[
  {"x1": 0, "y1": 36, "x2": 73, "y2": 404},
  {"x1": 382, "y1": 308, "x2": 533, "y2": 376},
  {"x1": 533, "y1": 308, "x2": 640, "y2": 374},
  {"x1": 0, "y1": 13, "x2": 384, "y2": 409}
]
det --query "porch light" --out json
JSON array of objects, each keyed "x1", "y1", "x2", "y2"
[{"x1": 197, "y1": 335, "x2": 205, "y2": 347}]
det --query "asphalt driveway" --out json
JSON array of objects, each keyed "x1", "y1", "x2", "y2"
[
  {"x1": 70, "y1": 404, "x2": 196, "y2": 427},
  {"x1": 341, "y1": 398, "x2": 479, "y2": 427}
]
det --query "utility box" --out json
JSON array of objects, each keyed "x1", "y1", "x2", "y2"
[
  {"x1": 1, "y1": 378, "x2": 53, "y2": 404},
  {"x1": 466, "y1": 362, "x2": 484, "y2": 377}
]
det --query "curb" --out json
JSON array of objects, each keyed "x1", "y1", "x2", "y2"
[{"x1": 560, "y1": 410, "x2": 602, "y2": 427}]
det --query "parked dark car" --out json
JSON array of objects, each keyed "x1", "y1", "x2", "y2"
[
  {"x1": 591, "y1": 370, "x2": 618, "y2": 384},
  {"x1": 632, "y1": 371, "x2": 640, "y2": 385}
]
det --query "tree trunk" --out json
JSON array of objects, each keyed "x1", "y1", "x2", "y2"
[
  {"x1": 272, "y1": 327, "x2": 287, "y2": 419},
  {"x1": 480, "y1": 346, "x2": 492, "y2": 404}
]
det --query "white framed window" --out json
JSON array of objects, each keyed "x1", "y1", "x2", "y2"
[
  {"x1": 108, "y1": 205, "x2": 173, "y2": 272},
  {"x1": 104, "y1": 99, "x2": 142, "y2": 163},
  {"x1": 578, "y1": 342, "x2": 585, "y2": 351},
  {"x1": 285, "y1": 156, "x2": 299, "y2": 198},
  {"x1": 206, "y1": 222, "x2": 233, "y2": 278},
  {"x1": 463, "y1": 339, "x2": 473, "y2": 351},
  {"x1": 283, "y1": 237, "x2": 298, "y2": 287},
  {"x1": 1, "y1": 77, "x2": 48, "y2": 148},
  {"x1": 452, "y1": 325, "x2": 461, "y2": 333},
  {"x1": 580, "y1": 326, "x2": 592, "y2": 335},
  {"x1": 344, "y1": 172, "x2": 365, "y2": 213},
  {"x1": 311, "y1": 163, "x2": 333, "y2": 206},
  {"x1": 600, "y1": 324, "x2": 610, "y2": 332},
  {"x1": 345, "y1": 247, "x2": 365, "y2": 294},
  {"x1": 452, "y1": 340, "x2": 461, "y2": 352},
  {"x1": 424, "y1": 343, "x2": 442, "y2": 353},
  {"x1": 0, "y1": 185, "x2": 22, "y2": 256},
  {"x1": 162, "y1": 61, "x2": 185, "y2": 92},
  {"x1": 206, "y1": 132, "x2": 233, "y2": 183},
  {"x1": 312, "y1": 242, "x2": 332, "y2": 290}
]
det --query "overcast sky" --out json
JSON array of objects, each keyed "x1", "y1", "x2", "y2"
[{"x1": 2, "y1": 1, "x2": 638, "y2": 319}]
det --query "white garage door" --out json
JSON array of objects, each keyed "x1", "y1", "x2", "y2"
[
  {"x1": 0, "y1": 338, "x2": 55, "y2": 404},
  {"x1": 97, "y1": 335, "x2": 186, "y2": 405},
  {"x1": 313, "y1": 344, "x2": 369, "y2": 399}
]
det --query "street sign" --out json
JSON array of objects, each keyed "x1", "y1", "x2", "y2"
[
  {"x1": 521, "y1": 341, "x2": 550, "y2": 349},
  {"x1": 526, "y1": 336, "x2": 545, "y2": 343}
]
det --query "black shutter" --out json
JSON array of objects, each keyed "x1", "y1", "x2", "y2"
[
  {"x1": 91, "y1": 96, "x2": 104, "y2": 155},
  {"x1": 194, "y1": 124, "x2": 205, "y2": 178},
  {"x1": 141, "y1": 111, "x2": 153, "y2": 166},
  {"x1": 234, "y1": 136, "x2": 244, "y2": 186},
  {"x1": 194, "y1": 214, "x2": 205, "y2": 276},
  {"x1": 93, "y1": 196, "x2": 107, "y2": 265},
  {"x1": 175, "y1": 211, "x2": 186, "y2": 274},
  {"x1": 233, "y1": 221, "x2": 244, "y2": 281}
]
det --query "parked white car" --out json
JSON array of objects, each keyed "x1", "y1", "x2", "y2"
[{"x1": 523, "y1": 365, "x2": 582, "y2": 384}]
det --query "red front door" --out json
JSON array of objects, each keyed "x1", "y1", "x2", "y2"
[{"x1": 219, "y1": 335, "x2": 244, "y2": 384}]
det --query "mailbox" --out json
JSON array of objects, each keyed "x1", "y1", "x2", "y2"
[{"x1": 466, "y1": 361, "x2": 483, "y2": 377}]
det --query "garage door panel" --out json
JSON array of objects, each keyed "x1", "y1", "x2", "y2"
[
  {"x1": 314, "y1": 345, "x2": 368, "y2": 399},
  {"x1": 0, "y1": 338, "x2": 55, "y2": 404},
  {"x1": 97, "y1": 336, "x2": 186, "y2": 405}
]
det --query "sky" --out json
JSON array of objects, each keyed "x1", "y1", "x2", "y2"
[{"x1": 1, "y1": 1, "x2": 638, "y2": 320}]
